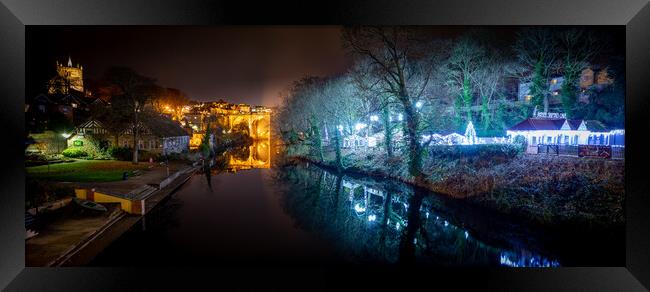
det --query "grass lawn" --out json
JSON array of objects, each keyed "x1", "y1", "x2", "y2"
[{"x1": 26, "y1": 159, "x2": 151, "y2": 182}]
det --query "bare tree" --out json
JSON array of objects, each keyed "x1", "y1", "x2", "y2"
[
  {"x1": 103, "y1": 67, "x2": 161, "y2": 164},
  {"x1": 319, "y1": 75, "x2": 361, "y2": 171},
  {"x1": 470, "y1": 46, "x2": 508, "y2": 133},
  {"x1": 557, "y1": 29, "x2": 602, "y2": 117},
  {"x1": 342, "y1": 26, "x2": 435, "y2": 181},
  {"x1": 349, "y1": 59, "x2": 395, "y2": 157},
  {"x1": 513, "y1": 28, "x2": 559, "y2": 113},
  {"x1": 447, "y1": 35, "x2": 485, "y2": 129}
]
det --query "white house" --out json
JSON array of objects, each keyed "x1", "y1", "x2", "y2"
[{"x1": 506, "y1": 114, "x2": 624, "y2": 147}]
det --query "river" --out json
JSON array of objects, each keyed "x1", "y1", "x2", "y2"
[{"x1": 89, "y1": 140, "x2": 622, "y2": 267}]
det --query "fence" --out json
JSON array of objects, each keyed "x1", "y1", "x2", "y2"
[{"x1": 532, "y1": 144, "x2": 624, "y2": 160}]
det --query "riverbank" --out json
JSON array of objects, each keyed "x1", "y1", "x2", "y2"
[
  {"x1": 283, "y1": 145, "x2": 624, "y2": 230},
  {"x1": 25, "y1": 162, "x2": 198, "y2": 266}
]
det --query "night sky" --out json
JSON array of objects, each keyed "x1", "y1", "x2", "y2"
[
  {"x1": 26, "y1": 26, "x2": 624, "y2": 107},
  {"x1": 27, "y1": 26, "x2": 353, "y2": 106}
]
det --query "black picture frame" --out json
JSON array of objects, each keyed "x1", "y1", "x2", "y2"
[{"x1": 1, "y1": 0, "x2": 649, "y2": 290}]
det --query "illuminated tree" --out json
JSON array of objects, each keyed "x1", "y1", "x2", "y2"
[
  {"x1": 447, "y1": 36, "x2": 484, "y2": 128},
  {"x1": 343, "y1": 26, "x2": 436, "y2": 180},
  {"x1": 320, "y1": 75, "x2": 361, "y2": 170},
  {"x1": 469, "y1": 42, "x2": 509, "y2": 134},
  {"x1": 349, "y1": 59, "x2": 397, "y2": 158},
  {"x1": 152, "y1": 88, "x2": 190, "y2": 119}
]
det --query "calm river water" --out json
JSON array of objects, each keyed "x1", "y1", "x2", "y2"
[{"x1": 89, "y1": 141, "x2": 622, "y2": 267}]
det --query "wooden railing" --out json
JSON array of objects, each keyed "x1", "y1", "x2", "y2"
[{"x1": 533, "y1": 144, "x2": 624, "y2": 160}]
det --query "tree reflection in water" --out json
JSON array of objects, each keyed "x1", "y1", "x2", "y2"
[{"x1": 272, "y1": 162, "x2": 561, "y2": 267}]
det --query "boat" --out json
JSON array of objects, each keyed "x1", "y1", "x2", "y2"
[
  {"x1": 26, "y1": 229, "x2": 39, "y2": 240},
  {"x1": 72, "y1": 197, "x2": 108, "y2": 212}
]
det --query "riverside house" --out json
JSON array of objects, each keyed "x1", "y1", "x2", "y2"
[
  {"x1": 68, "y1": 115, "x2": 190, "y2": 156},
  {"x1": 506, "y1": 112, "x2": 625, "y2": 148}
]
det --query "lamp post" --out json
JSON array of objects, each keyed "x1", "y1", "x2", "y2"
[{"x1": 133, "y1": 100, "x2": 140, "y2": 164}]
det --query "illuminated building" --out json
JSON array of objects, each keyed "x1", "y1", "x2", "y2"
[
  {"x1": 506, "y1": 112, "x2": 625, "y2": 147},
  {"x1": 47, "y1": 57, "x2": 84, "y2": 94},
  {"x1": 518, "y1": 66, "x2": 614, "y2": 104}
]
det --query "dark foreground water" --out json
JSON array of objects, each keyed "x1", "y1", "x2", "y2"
[{"x1": 90, "y1": 158, "x2": 623, "y2": 267}]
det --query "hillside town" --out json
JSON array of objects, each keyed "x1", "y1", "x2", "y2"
[{"x1": 25, "y1": 57, "x2": 271, "y2": 162}]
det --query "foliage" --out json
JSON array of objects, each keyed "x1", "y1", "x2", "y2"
[
  {"x1": 573, "y1": 57, "x2": 625, "y2": 128},
  {"x1": 108, "y1": 146, "x2": 132, "y2": 161},
  {"x1": 152, "y1": 87, "x2": 190, "y2": 120},
  {"x1": 512, "y1": 135, "x2": 527, "y2": 153},
  {"x1": 461, "y1": 78, "x2": 473, "y2": 123},
  {"x1": 277, "y1": 26, "x2": 622, "y2": 187},
  {"x1": 83, "y1": 136, "x2": 111, "y2": 159},
  {"x1": 62, "y1": 147, "x2": 88, "y2": 158},
  {"x1": 529, "y1": 61, "x2": 547, "y2": 109},
  {"x1": 200, "y1": 122, "x2": 213, "y2": 158},
  {"x1": 423, "y1": 144, "x2": 522, "y2": 167},
  {"x1": 103, "y1": 66, "x2": 163, "y2": 163}
]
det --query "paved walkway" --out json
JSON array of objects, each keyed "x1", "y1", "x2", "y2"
[
  {"x1": 25, "y1": 203, "x2": 122, "y2": 266},
  {"x1": 76, "y1": 161, "x2": 190, "y2": 194},
  {"x1": 26, "y1": 160, "x2": 197, "y2": 266}
]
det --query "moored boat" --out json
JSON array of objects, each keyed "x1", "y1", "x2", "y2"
[{"x1": 72, "y1": 197, "x2": 108, "y2": 212}]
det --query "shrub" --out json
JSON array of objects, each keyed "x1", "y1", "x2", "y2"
[
  {"x1": 513, "y1": 135, "x2": 527, "y2": 153},
  {"x1": 62, "y1": 147, "x2": 88, "y2": 158},
  {"x1": 25, "y1": 153, "x2": 47, "y2": 162},
  {"x1": 108, "y1": 146, "x2": 133, "y2": 161},
  {"x1": 108, "y1": 146, "x2": 163, "y2": 162}
]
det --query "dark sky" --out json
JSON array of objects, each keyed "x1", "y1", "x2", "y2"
[
  {"x1": 27, "y1": 26, "x2": 624, "y2": 107},
  {"x1": 27, "y1": 26, "x2": 353, "y2": 106}
]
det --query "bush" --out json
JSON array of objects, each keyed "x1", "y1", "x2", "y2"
[
  {"x1": 107, "y1": 146, "x2": 162, "y2": 162},
  {"x1": 428, "y1": 144, "x2": 520, "y2": 160},
  {"x1": 25, "y1": 153, "x2": 47, "y2": 162},
  {"x1": 62, "y1": 147, "x2": 88, "y2": 158},
  {"x1": 513, "y1": 135, "x2": 527, "y2": 153},
  {"x1": 108, "y1": 146, "x2": 133, "y2": 161}
]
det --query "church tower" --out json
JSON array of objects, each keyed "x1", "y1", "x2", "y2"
[{"x1": 47, "y1": 56, "x2": 84, "y2": 94}]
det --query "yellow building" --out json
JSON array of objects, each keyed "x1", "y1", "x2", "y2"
[{"x1": 48, "y1": 57, "x2": 84, "y2": 94}]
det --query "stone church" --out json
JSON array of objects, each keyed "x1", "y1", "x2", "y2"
[{"x1": 47, "y1": 57, "x2": 85, "y2": 95}]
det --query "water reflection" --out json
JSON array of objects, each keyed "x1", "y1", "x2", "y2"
[
  {"x1": 273, "y1": 163, "x2": 561, "y2": 267},
  {"x1": 201, "y1": 138, "x2": 271, "y2": 188},
  {"x1": 227, "y1": 139, "x2": 271, "y2": 171}
]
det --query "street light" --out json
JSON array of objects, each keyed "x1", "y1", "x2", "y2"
[
  {"x1": 415, "y1": 101, "x2": 423, "y2": 108},
  {"x1": 370, "y1": 115, "x2": 379, "y2": 122}
]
